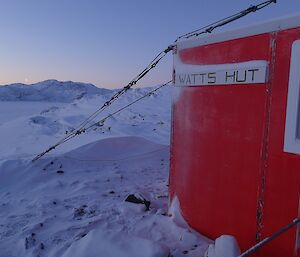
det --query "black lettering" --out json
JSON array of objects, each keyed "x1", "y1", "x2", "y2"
[
  {"x1": 191, "y1": 74, "x2": 197, "y2": 84},
  {"x1": 178, "y1": 75, "x2": 186, "y2": 84},
  {"x1": 225, "y1": 71, "x2": 236, "y2": 83},
  {"x1": 186, "y1": 75, "x2": 191, "y2": 84},
  {"x1": 248, "y1": 69, "x2": 259, "y2": 81},
  {"x1": 236, "y1": 70, "x2": 247, "y2": 83},
  {"x1": 199, "y1": 73, "x2": 206, "y2": 83},
  {"x1": 208, "y1": 72, "x2": 216, "y2": 84}
]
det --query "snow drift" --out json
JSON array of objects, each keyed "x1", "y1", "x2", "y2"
[
  {"x1": 0, "y1": 80, "x2": 241, "y2": 257},
  {"x1": 66, "y1": 136, "x2": 168, "y2": 161},
  {"x1": 0, "y1": 82, "x2": 172, "y2": 159},
  {"x1": 0, "y1": 136, "x2": 211, "y2": 257}
]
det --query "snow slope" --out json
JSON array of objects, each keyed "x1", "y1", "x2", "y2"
[
  {"x1": 0, "y1": 136, "x2": 211, "y2": 257},
  {"x1": 0, "y1": 81, "x2": 236, "y2": 257},
  {"x1": 0, "y1": 84, "x2": 172, "y2": 160}
]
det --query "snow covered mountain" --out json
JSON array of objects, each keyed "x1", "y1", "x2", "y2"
[
  {"x1": 0, "y1": 81, "x2": 231, "y2": 257},
  {"x1": 0, "y1": 80, "x2": 110, "y2": 102},
  {"x1": 0, "y1": 81, "x2": 173, "y2": 159}
]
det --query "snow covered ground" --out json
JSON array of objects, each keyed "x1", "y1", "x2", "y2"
[
  {"x1": 0, "y1": 81, "x2": 223, "y2": 257},
  {"x1": 0, "y1": 81, "x2": 172, "y2": 160}
]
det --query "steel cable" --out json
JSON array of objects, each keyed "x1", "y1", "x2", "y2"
[
  {"x1": 32, "y1": 81, "x2": 171, "y2": 161},
  {"x1": 32, "y1": 0, "x2": 276, "y2": 161}
]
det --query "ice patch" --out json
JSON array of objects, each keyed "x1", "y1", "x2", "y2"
[
  {"x1": 205, "y1": 235, "x2": 241, "y2": 257},
  {"x1": 168, "y1": 196, "x2": 189, "y2": 229}
]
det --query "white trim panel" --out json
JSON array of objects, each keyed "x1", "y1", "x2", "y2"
[
  {"x1": 284, "y1": 40, "x2": 300, "y2": 155},
  {"x1": 175, "y1": 61, "x2": 268, "y2": 86},
  {"x1": 177, "y1": 13, "x2": 300, "y2": 50}
]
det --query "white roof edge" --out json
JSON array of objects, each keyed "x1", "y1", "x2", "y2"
[{"x1": 177, "y1": 12, "x2": 300, "y2": 50}]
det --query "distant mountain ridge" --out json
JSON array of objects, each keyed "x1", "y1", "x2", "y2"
[{"x1": 0, "y1": 79, "x2": 111, "y2": 102}]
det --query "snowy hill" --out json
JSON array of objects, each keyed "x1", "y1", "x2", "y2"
[
  {"x1": 0, "y1": 82, "x2": 172, "y2": 159},
  {"x1": 0, "y1": 136, "x2": 212, "y2": 257},
  {"x1": 0, "y1": 81, "x2": 229, "y2": 257},
  {"x1": 0, "y1": 80, "x2": 110, "y2": 102}
]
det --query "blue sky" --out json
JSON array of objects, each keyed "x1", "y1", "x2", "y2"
[{"x1": 0, "y1": 0, "x2": 299, "y2": 88}]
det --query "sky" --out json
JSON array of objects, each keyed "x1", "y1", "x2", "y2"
[{"x1": 0, "y1": 0, "x2": 299, "y2": 89}]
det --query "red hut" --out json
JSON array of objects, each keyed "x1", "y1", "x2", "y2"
[{"x1": 170, "y1": 14, "x2": 300, "y2": 256}]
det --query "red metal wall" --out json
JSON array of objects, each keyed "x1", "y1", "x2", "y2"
[
  {"x1": 170, "y1": 29, "x2": 299, "y2": 256},
  {"x1": 259, "y1": 27, "x2": 300, "y2": 257}
]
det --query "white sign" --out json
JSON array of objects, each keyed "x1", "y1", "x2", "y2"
[
  {"x1": 284, "y1": 40, "x2": 300, "y2": 155},
  {"x1": 175, "y1": 61, "x2": 268, "y2": 86}
]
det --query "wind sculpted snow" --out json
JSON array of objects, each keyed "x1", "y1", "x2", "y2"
[
  {"x1": 0, "y1": 81, "x2": 213, "y2": 257},
  {"x1": 0, "y1": 83, "x2": 172, "y2": 159}
]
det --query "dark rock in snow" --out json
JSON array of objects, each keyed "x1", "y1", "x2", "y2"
[
  {"x1": 73, "y1": 206, "x2": 87, "y2": 218},
  {"x1": 125, "y1": 194, "x2": 151, "y2": 211},
  {"x1": 25, "y1": 233, "x2": 36, "y2": 249}
]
